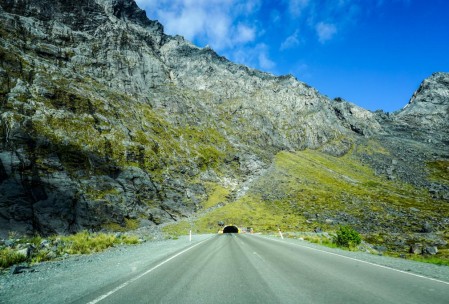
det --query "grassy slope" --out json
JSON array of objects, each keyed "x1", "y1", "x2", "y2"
[
  {"x1": 164, "y1": 143, "x2": 449, "y2": 260},
  {"x1": 428, "y1": 160, "x2": 449, "y2": 185}
]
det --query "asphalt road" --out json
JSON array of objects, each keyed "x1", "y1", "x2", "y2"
[{"x1": 74, "y1": 234, "x2": 449, "y2": 304}]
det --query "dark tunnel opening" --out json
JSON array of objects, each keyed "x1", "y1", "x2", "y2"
[{"x1": 223, "y1": 225, "x2": 239, "y2": 233}]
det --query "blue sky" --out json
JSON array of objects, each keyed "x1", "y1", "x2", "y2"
[{"x1": 135, "y1": 0, "x2": 449, "y2": 112}]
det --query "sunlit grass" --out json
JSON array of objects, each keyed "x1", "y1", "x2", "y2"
[
  {"x1": 202, "y1": 182, "x2": 231, "y2": 210},
  {"x1": 0, "y1": 231, "x2": 141, "y2": 269},
  {"x1": 407, "y1": 255, "x2": 449, "y2": 266},
  {"x1": 427, "y1": 160, "x2": 449, "y2": 185},
  {"x1": 0, "y1": 248, "x2": 28, "y2": 268}
]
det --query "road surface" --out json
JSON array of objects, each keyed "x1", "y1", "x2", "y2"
[{"x1": 74, "y1": 234, "x2": 449, "y2": 304}]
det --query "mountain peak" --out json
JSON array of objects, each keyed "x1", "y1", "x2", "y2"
[
  {"x1": 1, "y1": 0, "x2": 164, "y2": 33},
  {"x1": 96, "y1": 0, "x2": 163, "y2": 29},
  {"x1": 396, "y1": 72, "x2": 449, "y2": 128}
]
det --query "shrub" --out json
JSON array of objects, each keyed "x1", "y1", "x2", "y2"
[
  {"x1": 0, "y1": 248, "x2": 27, "y2": 268},
  {"x1": 60, "y1": 231, "x2": 117, "y2": 254},
  {"x1": 335, "y1": 225, "x2": 361, "y2": 247},
  {"x1": 121, "y1": 235, "x2": 140, "y2": 245}
]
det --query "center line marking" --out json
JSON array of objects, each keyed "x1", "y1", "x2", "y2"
[{"x1": 253, "y1": 251, "x2": 266, "y2": 262}]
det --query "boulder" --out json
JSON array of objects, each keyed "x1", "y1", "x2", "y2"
[
  {"x1": 16, "y1": 245, "x2": 33, "y2": 259},
  {"x1": 410, "y1": 243, "x2": 423, "y2": 255},
  {"x1": 421, "y1": 222, "x2": 433, "y2": 233},
  {"x1": 10, "y1": 264, "x2": 35, "y2": 275},
  {"x1": 373, "y1": 245, "x2": 387, "y2": 253},
  {"x1": 424, "y1": 246, "x2": 438, "y2": 255}
]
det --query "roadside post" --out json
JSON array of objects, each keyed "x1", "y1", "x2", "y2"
[
  {"x1": 278, "y1": 228, "x2": 284, "y2": 239},
  {"x1": 189, "y1": 218, "x2": 193, "y2": 242}
]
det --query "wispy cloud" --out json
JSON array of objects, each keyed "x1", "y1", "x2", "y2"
[
  {"x1": 283, "y1": 0, "x2": 364, "y2": 45},
  {"x1": 135, "y1": 0, "x2": 274, "y2": 71},
  {"x1": 232, "y1": 43, "x2": 276, "y2": 72},
  {"x1": 270, "y1": 9, "x2": 281, "y2": 24},
  {"x1": 316, "y1": 22, "x2": 337, "y2": 43},
  {"x1": 235, "y1": 23, "x2": 256, "y2": 44},
  {"x1": 135, "y1": 0, "x2": 260, "y2": 51},
  {"x1": 280, "y1": 30, "x2": 302, "y2": 50},
  {"x1": 286, "y1": 0, "x2": 310, "y2": 17},
  {"x1": 258, "y1": 52, "x2": 276, "y2": 70}
]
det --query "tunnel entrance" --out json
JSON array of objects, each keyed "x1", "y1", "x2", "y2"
[{"x1": 223, "y1": 225, "x2": 239, "y2": 233}]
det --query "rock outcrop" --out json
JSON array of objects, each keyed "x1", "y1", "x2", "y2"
[{"x1": 395, "y1": 72, "x2": 449, "y2": 129}]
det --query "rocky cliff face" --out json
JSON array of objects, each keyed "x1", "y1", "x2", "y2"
[
  {"x1": 395, "y1": 72, "x2": 449, "y2": 129},
  {"x1": 0, "y1": 0, "x2": 447, "y2": 240}
]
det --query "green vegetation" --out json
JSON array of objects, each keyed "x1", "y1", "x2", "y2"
[
  {"x1": 251, "y1": 149, "x2": 448, "y2": 234},
  {"x1": 427, "y1": 160, "x2": 449, "y2": 185},
  {"x1": 163, "y1": 194, "x2": 308, "y2": 236},
  {"x1": 335, "y1": 226, "x2": 362, "y2": 248},
  {"x1": 407, "y1": 254, "x2": 449, "y2": 266},
  {"x1": 162, "y1": 221, "x2": 192, "y2": 236},
  {"x1": 202, "y1": 183, "x2": 231, "y2": 209},
  {"x1": 57, "y1": 231, "x2": 139, "y2": 255},
  {"x1": 103, "y1": 218, "x2": 140, "y2": 232},
  {"x1": 0, "y1": 231, "x2": 140, "y2": 269},
  {"x1": 355, "y1": 139, "x2": 390, "y2": 156},
  {"x1": 0, "y1": 248, "x2": 28, "y2": 268}
]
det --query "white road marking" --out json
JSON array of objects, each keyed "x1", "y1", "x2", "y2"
[
  {"x1": 87, "y1": 238, "x2": 211, "y2": 304},
  {"x1": 253, "y1": 251, "x2": 266, "y2": 262},
  {"x1": 254, "y1": 235, "x2": 449, "y2": 286}
]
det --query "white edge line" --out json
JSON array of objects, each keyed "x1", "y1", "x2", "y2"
[
  {"x1": 253, "y1": 235, "x2": 449, "y2": 286},
  {"x1": 87, "y1": 238, "x2": 211, "y2": 304}
]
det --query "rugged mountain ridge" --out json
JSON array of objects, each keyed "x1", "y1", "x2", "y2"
[
  {"x1": 0, "y1": 0, "x2": 448, "y2": 248},
  {"x1": 395, "y1": 72, "x2": 449, "y2": 129}
]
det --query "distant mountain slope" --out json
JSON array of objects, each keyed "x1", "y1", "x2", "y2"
[{"x1": 0, "y1": 0, "x2": 448, "y2": 258}]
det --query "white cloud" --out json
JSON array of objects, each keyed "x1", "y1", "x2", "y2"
[
  {"x1": 270, "y1": 9, "x2": 281, "y2": 24},
  {"x1": 258, "y1": 52, "x2": 275, "y2": 70},
  {"x1": 234, "y1": 0, "x2": 262, "y2": 16},
  {"x1": 282, "y1": 0, "x2": 365, "y2": 44},
  {"x1": 280, "y1": 30, "x2": 302, "y2": 50},
  {"x1": 316, "y1": 22, "x2": 337, "y2": 43},
  {"x1": 136, "y1": 0, "x2": 260, "y2": 51},
  {"x1": 235, "y1": 24, "x2": 256, "y2": 44},
  {"x1": 231, "y1": 43, "x2": 276, "y2": 72},
  {"x1": 286, "y1": 0, "x2": 310, "y2": 17},
  {"x1": 157, "y1": 8, "x2": 206, "y2": 41}
]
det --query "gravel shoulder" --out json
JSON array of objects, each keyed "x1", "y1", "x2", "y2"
[{"x1": 0, "y1": 234, "x2": 213, "y2": 304}]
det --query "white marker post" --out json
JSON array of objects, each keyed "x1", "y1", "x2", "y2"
[
  {"x1": 189, "y1": 230, "x2": 192, "y2": 242},
  {"x1": 278, "y1": 228, "x2": 284, "y2": 239}
]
